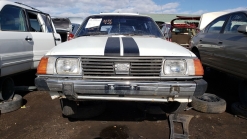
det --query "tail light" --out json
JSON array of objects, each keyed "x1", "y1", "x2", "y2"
[{"x1": 68, "y1": 33, "x2": 74, "y2": 41}]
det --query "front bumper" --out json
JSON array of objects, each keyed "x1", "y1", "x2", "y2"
[{"x1": 35, "y1": 77, "x2": 207, "y2": 102}]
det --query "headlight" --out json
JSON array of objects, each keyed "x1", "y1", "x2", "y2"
[
  {"x1": 37, "y1": 57, "x2": 81, "y2": 75},
  {"x1": 164, "y1": 60, "x2": 186, "y2": 75},
  {"x1": 56, "y1": 58, "x2": 80, "y2": 74},
  {"x1": 163, "y1": 59, "x2": 204, "y2": 76}
]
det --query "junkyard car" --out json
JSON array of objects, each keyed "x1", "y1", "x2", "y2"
[
  {"x1": 190, "y1": 11, "x2": 247, "y2": 79},
  {"x1": 35, "y1": 13, "x2": 207, "y2": 118},
  {"x1": 0, "y1": 1, "x2": 61, "y2": 100},
  {"x1": 161, "y1": 23, "x2": 172, "y2": 41},
  {"x1": 171, "y1": 16, "x2": 200, "y2": 49},
  {"x1": 51, "y1": 17, "x2": 83, "y2": 42}
]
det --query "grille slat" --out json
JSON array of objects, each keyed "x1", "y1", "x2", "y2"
[{"x1": 81, "y1": 57, "x2": 162, "y2": 77}]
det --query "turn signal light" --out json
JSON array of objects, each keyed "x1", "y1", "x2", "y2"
[
  {"x1": 193, "y1": 59, "x2": 204, "y2": 75},
  {"x1": 37, "y1": 57, "x2": 48, "y2": 74}
]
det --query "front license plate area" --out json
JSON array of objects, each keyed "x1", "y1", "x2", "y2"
[{"x1": 105, "y1": 85, "x2": 139, "y2": 94}]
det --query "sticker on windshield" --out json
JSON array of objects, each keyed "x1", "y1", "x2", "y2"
[
  {"x1": 103, "y1": 19, "x2": 112, "y2": 25},
  {"x1": 85, "y1": 18, "x2": 102, "y2": 28}
]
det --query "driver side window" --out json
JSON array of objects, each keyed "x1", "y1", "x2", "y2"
[
  {"x1": 206, "y1": 15, "x2": 228, "y2": 33},
  {"x1": 0, "y1": 5, "x2": 27, "y2": 31}
]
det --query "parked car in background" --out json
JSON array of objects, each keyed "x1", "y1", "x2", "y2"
[
  {"x1": 68, "y1": 17, "x2": 83, "y2": 35},
  {"x1": 160, "y1": 23, "x2": 172, "y2": 41},
  {"x1": 52, "y1": 17, "x2": 72, "y2": 42},
  {"x1": 171, "y1": 16, "x2": 200, "y2": 49},
  {"x1": 190, "y1": 11, "x2": 247, "y2": 107},
  {"x1": 190, "y1": 11, "x2": 247, "y2": 79},
  {"x1": 52, "y1": 17, "x2": 83, "y2": 42},
  {"x1": 0, "y1": 1, "x2": 61, "y2": 100},
  {"x1": 155, "y1": 21, "x2": 165, "y2": 29},
  {"x1": 35, "y1": 13, "x2": 207, "y2": 119},
  {"x1": 198, "y1": 12, "x2": 229, "y2": 30}
]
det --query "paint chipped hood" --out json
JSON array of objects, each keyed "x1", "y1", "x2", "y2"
[{"x1": 46, "y1": 36, "x2": 195, "y2": 57}]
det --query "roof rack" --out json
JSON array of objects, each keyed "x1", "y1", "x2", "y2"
[{"x1": 14, "y1": 2, "x2": 42, "y2": 12}]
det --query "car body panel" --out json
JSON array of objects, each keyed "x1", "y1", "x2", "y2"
[
  {"x1": 0, "y1": 31, "x2": 33, "y2": 76},
  {"x1": 46, "y1": 36, "x2": 194, "y2": 57}
]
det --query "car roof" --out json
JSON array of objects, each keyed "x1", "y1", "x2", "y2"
[
  {"x1": 0, "y1": 0, "x2": 41, "y2": 12},
  {"x1": 89, "y1": 13, "x2": 151, "y2": 18}
]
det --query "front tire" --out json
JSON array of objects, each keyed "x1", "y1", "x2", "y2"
[
  {"x1": 60, "y1": 99, "x2": 106, "y2": 119},
  {"x1": 0, "y1": 77, "x2": 15, "y2": 100},
  {"x1": 160, "y1": 102, "x2": 187, "y2": 114},
  {"x1": 238, "y1": 81, "x2": 247, "y2": 106}
]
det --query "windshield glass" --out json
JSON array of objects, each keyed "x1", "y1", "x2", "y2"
[{"x1": 76, "y1": 15, "x2": 163, "y2": 37}]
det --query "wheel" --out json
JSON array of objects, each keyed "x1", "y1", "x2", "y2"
[
  {"x1": 0, "y1": 94, "x2": 22, "y2": 113},
  {"x1": 136, "y1": 102, "x2": 166, "y2": 115},
  {"x1": 0, "y1": 77, "x2": 15, "y2": 100},
  {"x1": 160, "y1": 102, "x2": 188, "y2": 114},
  {"x1": 238, "y1": 81, "x2": 247, "y2": 106},
  {"x1": 191, "y1": 93, "x2": 226, "y2": 113},
  {"x1": 231, "y1": 102, "x2": 247, "y2": 118},
  {"x1": 60, "y1": 99, "x2": 106, "y2": 119}
]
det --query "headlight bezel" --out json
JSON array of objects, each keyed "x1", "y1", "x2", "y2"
[
  {"x1": 55, "y1": 57, "x2": 82, "y2": 75},
  {"x1": 37, "y1": 56, "x2": 82, "y2": 75},
  {"x1": 161, "y1": 58, "x2": 203, "y2": 76},
  {"x1": 163, "y1": 59, "x2": 187, "y2": 76}
]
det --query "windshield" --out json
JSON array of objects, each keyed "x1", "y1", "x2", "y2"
[{"x1": 76, "y1": 15, "x2": 163, "y2": 37}]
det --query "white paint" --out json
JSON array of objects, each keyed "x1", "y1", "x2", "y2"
[{"x1": 47, "y1": 36, "x2": 194, "y2": 57}]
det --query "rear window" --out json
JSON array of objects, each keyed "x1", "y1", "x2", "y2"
[{"x1": 52, "y1": 18, "x2": 72, "y2": 32}]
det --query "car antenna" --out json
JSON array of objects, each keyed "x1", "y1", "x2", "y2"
[{"x1": 14, "y1": 2, "x2": 42, "y2": 12}]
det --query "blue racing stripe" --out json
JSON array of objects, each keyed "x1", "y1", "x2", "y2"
[
  {"x1": 104, "y1": 37, "x2": 120, "y2": 56},
  {"x1": 122, "y1": 37, "x2": 139, "y2": 56}
]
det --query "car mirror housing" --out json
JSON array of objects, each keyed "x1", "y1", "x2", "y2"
[{"x1": 237, "y1": 25, "x2": 247, "y2": 33}]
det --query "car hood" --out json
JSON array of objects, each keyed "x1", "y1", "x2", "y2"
[{"x1": 47, "y1": 36, "x2": 195, "y2": 57}]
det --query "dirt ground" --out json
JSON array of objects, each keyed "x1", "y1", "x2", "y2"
[{"x1": 0, "y1": 69, "x2": 247, "y2": 139}]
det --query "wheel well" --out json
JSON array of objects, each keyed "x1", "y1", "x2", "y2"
[{"x1": 191, "y1": 47, "x2": 200, "y2": 59}]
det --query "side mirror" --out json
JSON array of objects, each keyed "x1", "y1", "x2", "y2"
[{"x1": 237, "y1": 24, "x2": 247, "y2": 33}]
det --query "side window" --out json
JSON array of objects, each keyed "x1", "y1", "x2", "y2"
[
  {"x1": 26, "y1": 11, "x2": 42, "y2": 32},
  {"x1": 0, "y1": 5, "x2": 27, "y2": 31},
  {"x1": 224, "y1": 13, "x2": 247, "y2": 34},
  {"x1": 41, "y1": 14, "x2": 54, "y2": 33},
  {"x1": 206, "y1": 15, "x2": 228, "y2": 33}
]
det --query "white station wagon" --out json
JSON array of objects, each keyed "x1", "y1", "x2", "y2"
[{"x1": 35, "y1": 13, "x2": 207, "y2": 118}]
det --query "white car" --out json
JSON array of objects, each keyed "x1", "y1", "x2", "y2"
[
  {"x1": 0, "y1": 1, "x2": 61, "y2": 100},
  {"x1": 35, "y1": 13, "x2": 207, "y2": 118}
]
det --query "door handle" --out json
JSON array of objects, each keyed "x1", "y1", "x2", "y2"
[
  {"x1": 25, "y1": 37, "x2": 32, "y2": 41},
  {"x1": 199, "y1": 40, "x2": 202, "y2": 42},
  {"x1": 55, "y1": 38, "x2": 61, "y2": 41},
  {"x1": 218, "y1": 42, "x2": 223, "y2": 44}
]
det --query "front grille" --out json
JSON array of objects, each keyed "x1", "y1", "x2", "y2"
[{"x1": 81, "y1": 57, "x2": 163, "y2": 77}]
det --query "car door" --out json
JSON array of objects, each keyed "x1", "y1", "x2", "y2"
[
  {"x1": 197, "y1": 14, "x2": 229, "y2": 68},
  {"x1": 0, "y1": 5, "x2": 33, "y2": 77},
  {"x1": 26, "y1": 11, "x2": 61, "y2": 69},
  {"x1": 218, "y1": 12, "x2": 247, "y2": 78}
]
